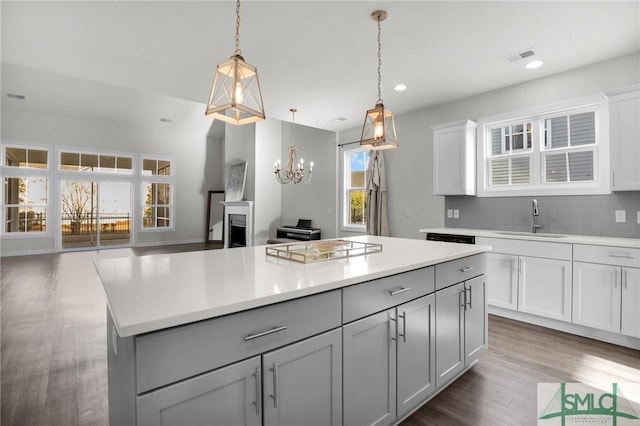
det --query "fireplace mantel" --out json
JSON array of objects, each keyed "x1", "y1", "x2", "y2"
[{"x1": 222, "y1": 201, "x2": 253, "y2": 248}]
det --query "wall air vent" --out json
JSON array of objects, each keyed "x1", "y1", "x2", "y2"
[
  {"x1": 7, "y1": 93, "x2": 26, "y2": 100},
  {"x1": 504, "y1": 49, "x2": 536, "y2": 63}
]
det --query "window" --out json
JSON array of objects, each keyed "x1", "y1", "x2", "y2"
[
  {"x1": 141, "y1": 156, "x2": 174, "y2": 230},
  {"x1": 3, "y1": 177, "x2": 48, "y2": 233},
  {"x1": 59, "y1": 150, "x2": 133, "y2": 173},
  {"x1": 4, "y1": 146, "x2": 48, "y2": 169},
  {"x1": 477, "y1": 94, "x2": 609, "y2": 196},
  {"x1": 342, "y1": 147, "x2": 370, "y2": 230}
]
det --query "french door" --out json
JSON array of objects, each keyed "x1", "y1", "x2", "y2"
[{"x1": 60, "y1": 180, "x2": 132, "y2": 249}]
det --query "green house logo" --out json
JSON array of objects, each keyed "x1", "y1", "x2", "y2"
[{"x1": 538, "y1": 383, "x2": 640, "y2": 425}]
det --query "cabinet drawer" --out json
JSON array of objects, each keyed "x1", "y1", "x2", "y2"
[
  {"x1": 476, "y1": 237, "x2": 572, "y2": 260},
  {"x1": 136, "y1": 290, "x2": 341, "y2": 394},
  {"x1": 342, "y1": 267, "x2": 434, "y2": 323},
  {"x1": 573, "y1": 244, "x2": 640, "y2": 268},
  {"x1": 436, "y1": 254, "x2": 485, "y2": 290}
]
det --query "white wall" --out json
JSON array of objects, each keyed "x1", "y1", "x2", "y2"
[
  {"x1": 338, "y1": 53, "x2": 640, "y2": 239},
  {"x1": 254, "y1": 119, "x2": 282, "y2": 245},
  {"x1": 280, "y1": 122, "x2": 338, "y2": 238},
  {"x1": 1, "y1": 91, "x2": 220, "y2": 255}
]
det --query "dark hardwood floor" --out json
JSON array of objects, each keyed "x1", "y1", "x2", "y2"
[{"x1": 2, "y1": 245, "x2": 639, "y2": 426}]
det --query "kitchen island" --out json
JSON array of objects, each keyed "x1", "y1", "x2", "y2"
[{"x1": 97, "y1": 236, "x2": 490, "y2": 426}]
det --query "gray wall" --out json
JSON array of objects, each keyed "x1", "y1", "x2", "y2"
[{"x1": 338, "y1": 53, "x2": 640, "y2": 240}]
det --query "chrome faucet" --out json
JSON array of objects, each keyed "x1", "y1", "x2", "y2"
[{"x1": 531, "y1": 199, "x2": 543, "y2": 233}]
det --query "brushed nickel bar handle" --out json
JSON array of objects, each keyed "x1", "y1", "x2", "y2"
[
  {"x1": 460, "y1": 266, "x2": 474, "y2": 272},
  {"x1": 244, "y1": 326, "x2": 287, "y2": 341},
  {"x1": 253, "y1": 367, "x2": 261, "y2": 415},
  {"x1": 467, "y1": 286, "x2": 473, "y2": 310},
  {"x1": 390, "y1": 316, "x2": 397, "y2": 341},
  {"x1": 270, "y1": 363, "x2": 279, "y2": 408},
  {"x1": 461, "y1": 289, "x2": 467, "y2": 311},
  {"x1": 614, "y1": 270, "x2": 619, "y2": 289},
  {"x1": 389, "y1": 287, "x2": 411, "y2": 296},
  {"x1": 624, "y1": 269, "x2": 628, "y2": 290},
  {"x1": 609, "y1": 254, "x2": 635, "y2": 259},
  {"x1": 398, "y1": 311, "x2": 406, "y2": 343}
]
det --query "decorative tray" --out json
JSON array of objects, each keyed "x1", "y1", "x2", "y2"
[{"x1": 265, "y1": 239, "x2": 383, "y2": 263}]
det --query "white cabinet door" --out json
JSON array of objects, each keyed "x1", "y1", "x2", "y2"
[
  {"x1": 464, "y1": 275, "x2": 486, "y2": 365},
  {"x1": 136, "y1": 356, "x2": 261, "y2": 426},
  {"x1": 432, "y1": 120, "x2": 477, "y2": 195},
  {"x1": 622, "y1": 267, "x2": 640, "y2": 338},
  {"x1": 572, "y1": 262, "x2": 621, "y2": 333},
  {"x1": 396, "y1": 295, "x2": 436, "y2": 418},
  {"x1": 343, "y1": 309, "x2": 396, "y2": 426},
  {"x1": 519, "y1": 256, "x2": 572, "y2": 322},
  {"x1": 609, "y1": 88, "x2": 640, "y2": 190},
  {"x1": 435, "y1": 283, "x2": 465, "y2": 388},
  {"x1": 485, "y1": 252, "x2": 518, "y2": 310},
  {"x1": 262, "y1": 328, "x2": 342, "y2": 426}
]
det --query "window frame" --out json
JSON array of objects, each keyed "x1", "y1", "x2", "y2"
[
  {"x1": 476, "y1": 94, "x2": 610, "y2": 197},
  {"x1": 341, "y1": 145, "x2": 370, "y2": 232},
  {"x1": 139, "y1": 155, "x2": 175, "y2": 232},
  {"x1": 1, "y1": 143, "x2": 52, "y2": 238},
  {"x1": 57, "y1": 147, "x2": 135, "y2": 175}
]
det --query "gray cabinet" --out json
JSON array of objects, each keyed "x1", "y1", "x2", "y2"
[
  {"x1": 396, "y1": 294, "x2": 436, "y2": 418},
  {"x1": 137, "y1": 356, "x2": 262, "y2": 426},
  {"x1": 343, "y1": 309, "x2": 396, "y2": 426},
  {"x1": 343, "y1": 294, "x2": 436, "y2": 426},
  {"x1": 435, "y1": 275, "x2": 486, "y2": 388},
  {"x1": 262, "y1": 328, "x2": 342, "y2": 426},
  {"x1": 608, "y1": 86, "x2": 640, "y2": 191},
  {"x1": 138, "y1": 329, "x2": 342, "y2": 426}
]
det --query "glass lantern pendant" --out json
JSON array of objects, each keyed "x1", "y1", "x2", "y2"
[
  {"x1": 360, "y1": 10, "x2": 398, "y2": 150},
  {"x1": 205, "y1": 0, "x2": 265, "y2": 125}
]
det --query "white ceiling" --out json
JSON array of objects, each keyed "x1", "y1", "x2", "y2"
[{"x1": 2, "y1": 1, "x2": 639, "y2": 133}]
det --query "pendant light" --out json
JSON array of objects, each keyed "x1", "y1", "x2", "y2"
[
  {"x1": 360, "y1": 10, "x2": 398, "y2": 150},
  {"x1": 205, "y1": 0, "x2": 265, "y2": 125},
  {"x1": 274, "y1": 109, "x2": 313, "y2": 184}
]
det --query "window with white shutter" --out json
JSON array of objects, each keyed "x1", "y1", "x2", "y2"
[{"x1": 477, "y1": 94, "x2": 610, "y2": 196}]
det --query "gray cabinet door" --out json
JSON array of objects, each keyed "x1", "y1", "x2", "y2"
[
  {"x1": 262, "y1": 328, "x2": 342, "y2": 426},
  {"x1": 343, "y1": 309, "x2": 397, "y2": 426},
  {"x1": 396, "y1": 294, "x2": 436, "y2": 418},
  {"x1": 435, "y1": 283, "x2": 465, "y2": 388},
  {"x1": 464, "y1": 275, "x2": 486, "y2": 365},
  {"x1": 136, "y1": 356, "x2": 261, "y2": 426}
]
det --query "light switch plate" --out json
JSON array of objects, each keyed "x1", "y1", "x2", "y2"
[
  {"x1": 453, "y1": 209, "x2": 460, "y2": 219},
  {"x1": 637, "y1": 211, "x2": 640, "y2": 224},
  {"x1": 615, "y1": 210, "x2": 626, "y2": 223},
  {"x1": 447, "y1": 209, "x2": 453, "y2": 218}
]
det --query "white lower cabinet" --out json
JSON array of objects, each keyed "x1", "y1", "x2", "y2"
[
  {"x1": 485, "y1": 253, "x2": 518, "y2": 310},
  {"x1": 573, "y1": 262, "x2": 640, "y2": 337},
  {"x1": 518, "y1": 256, "x2": 572, "y2": 322},
  {"x1": 343, "y1": 294, "x2": 436, "y2": 426},
  {"x1": 137, "y1": 328, "x2": 342, "y2": 426},
  {"x1": 435, "y1": 275, "x2": 486, "y2": 388}
]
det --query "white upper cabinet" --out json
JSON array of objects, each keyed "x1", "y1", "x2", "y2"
[
  {"x1": 432, "y1": 120, "x2": 477, "y2": 195},
  {"x1": 608, "y1": 86, "x2": 640, "y2": 191}
]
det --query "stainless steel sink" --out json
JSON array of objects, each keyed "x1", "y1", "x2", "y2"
[{"x1": 495, "y1": 231, "x2": 567, "y2": 238}]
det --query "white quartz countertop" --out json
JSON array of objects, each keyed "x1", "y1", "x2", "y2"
[
  {"x1": 419, "y1": 227, "x2": 640, "y2": 249},
  {"x1": 96, "y1": 236, "x2": 490, "y2": 337}
]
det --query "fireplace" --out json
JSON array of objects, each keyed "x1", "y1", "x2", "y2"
[{"x1": 222, "y1": 201, "x2": 253, "y2": 248}]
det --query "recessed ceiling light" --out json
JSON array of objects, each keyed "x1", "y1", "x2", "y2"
[
  {"x1": 526, "y1": 60, "x2": 544, "y2": 69},
  {"x1": 394, "y1": 84, "x2": 407, "y2": 92},
  {"x1": 160, "y1": 118, "x2": 172, "y2": 123},
  {"x1": 331, "y1": 117, "x2": 347, "y2": 123}
]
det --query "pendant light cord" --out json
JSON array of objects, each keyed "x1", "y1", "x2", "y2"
[
  {"x1": 235, "y1": 0, "x2": 242, "y2": 55},
  {"x1": 377, "y1": 15, "x2": 382, "y2": 104}
]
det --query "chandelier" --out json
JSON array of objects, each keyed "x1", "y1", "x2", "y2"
[
  {"x1": 274, "y1": 109, "x2": 313, "y2": 184},
  {"x1": 205, "y1": 0, "x2": 265, "y2": 125},
  {"x1": 360, "y1": 10, "x2": 398, "y2": 150}
]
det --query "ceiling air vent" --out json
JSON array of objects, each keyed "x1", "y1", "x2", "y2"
[
  {"x1": 7, "y1": 93, "x2": 26, "y2": 100},
  {"x1": 504, "y1": 49, "x2": 536, "y2": 63}
]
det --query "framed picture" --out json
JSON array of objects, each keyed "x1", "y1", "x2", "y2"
[{"x1": 225, "y1": 161, "x2": 247, "y2": 202}]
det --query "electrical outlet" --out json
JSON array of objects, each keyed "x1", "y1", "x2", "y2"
[
  {"x1": 615, "y1": 210, "x2": 626, "y2": 223},
  {"x1": 447, "y1": 209, "x2": 453, "y2": 218},
  {"x1": 405, "y1": 208, "x2": 411, "y2": 217},
  {"x1": 637, "y1": 211, "x2": 640, "y2": 224},
  {"x1": 453, "y1": 209, "x2": 460, "y2": 219}
]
